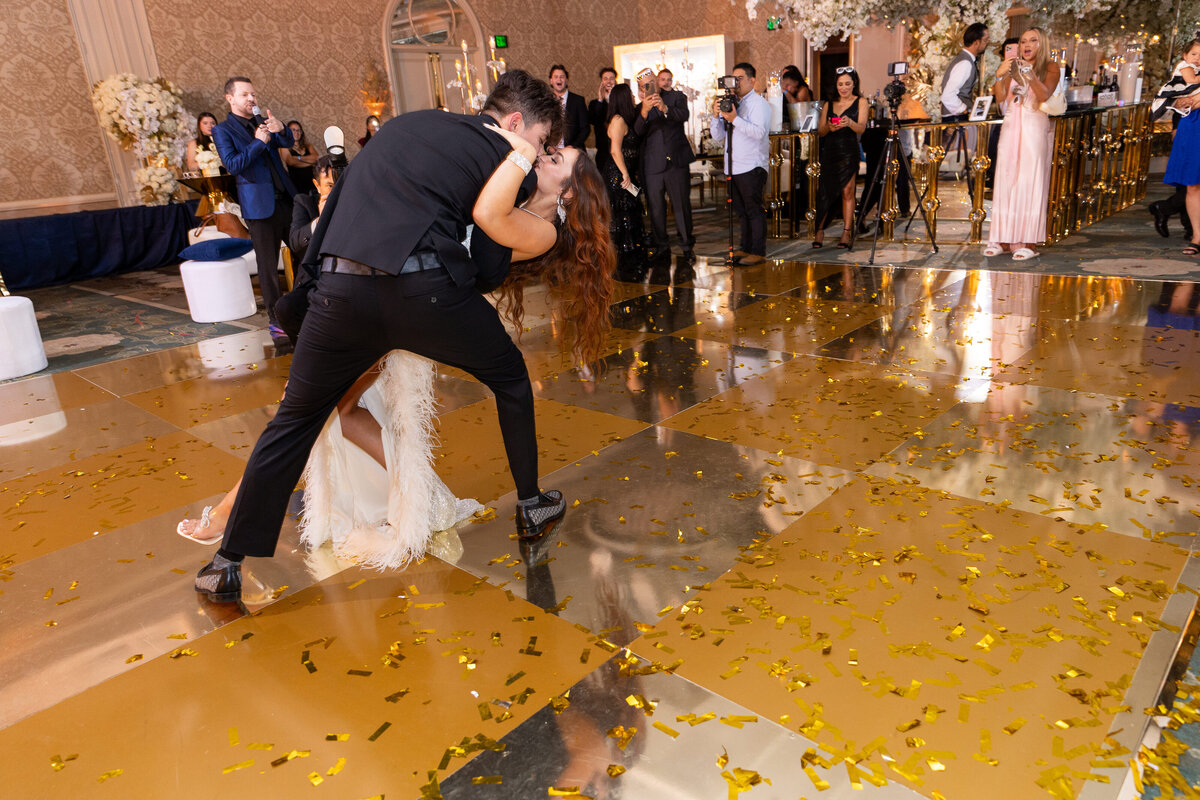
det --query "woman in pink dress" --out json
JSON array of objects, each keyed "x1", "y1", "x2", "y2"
[{"x1": 984, "y1": 27, "x2": 1060, "y2": 261}]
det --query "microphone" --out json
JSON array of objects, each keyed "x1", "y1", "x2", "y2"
[{"x1": 251, "y1": 105, "x2": 267, "y2": 127}]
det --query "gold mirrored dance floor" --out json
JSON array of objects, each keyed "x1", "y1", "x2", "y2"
[{"x1": 1, "y1": 260, "x2": 1197, "y2": 799}]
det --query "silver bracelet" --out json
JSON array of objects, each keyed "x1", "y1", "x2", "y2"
[{"x1": 505, "y1": 149, "x2": 533, "y2": 175}]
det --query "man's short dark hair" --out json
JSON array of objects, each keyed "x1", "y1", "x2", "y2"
[
  {"x1": 599, "y1": 66, "x2": 617, "y2": 78},
  {"x1": 483, "y1": 69, "x2": 564, "y2": 149},
  {"x1": 549, "y1": 64, "x2": 569, "y2": 79},
  {"x1": 964, "y1": 23, "x2": 988, "y2": 47},
  {"x1": 658, "y1": 68, "x2": 673, "y2": 77},
  {"x1": 223, "y1": 76, "x2": 252, "y2": 96},
  {"x1": 733, "y1": 62, "x2": 756, "y2": 79}
]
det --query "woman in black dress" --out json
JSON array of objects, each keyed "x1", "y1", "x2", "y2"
[
  {"x1": 812, "y1": 67, "x2": 867, "y2": 248},
  {"x1": 280, "y1": 120, "x2": 318, "y2": 189},
  {"x1": 603, "y1": 84, "x2": 647, "y2": 280}
]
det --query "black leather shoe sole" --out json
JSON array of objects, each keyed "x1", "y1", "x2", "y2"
[{"x1": 1150, "y1": 204, "x2": 1170, "y2": 238}]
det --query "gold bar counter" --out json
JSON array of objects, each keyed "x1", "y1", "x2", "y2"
[{"x1": 765, "y1": 102, "x2": 1153, "y2": 245}]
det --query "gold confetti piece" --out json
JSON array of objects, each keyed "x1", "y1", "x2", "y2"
[
  {"x1": 325, "y1": 733, "x2": 349, "y2": 742},
  {"x1": 168, "y1": 647, "x2": 198, "y2": 658},
  {"x1": 606, "y1": 764, "x2": 626, "y2": 777},
  {"x1": 897, "y1": 719, "x2": 921, "y2": 732},
  {"x1": 246, "y1": 742, "x2": 274, "y2": 751},
  {"x1": 45, "y1": 620, "x2": 57, "y2": 627},
  {"x1": 606, "y1": 725, "x2": 637, "y2": 750},
  {"x1": 848, "y1": 649, "x2": 859, "y2": 666},
  {"x1": 50, "y1": 753, "x2": 78, "y2": 772},
  {"x1": 548, "y1": 787, "x2": 581, "y2": 796},
  {"x1": 368, "y1": 722, "x2": 391, "y2": 742},
  {"x1": 270, "y1": 750, "x2": 311, "y2": 767},
  {"x1": 347, "y1": 669, "x2": 373, "y2": 677},
  {"x1": 43, "y1": 588, "x2": 53, "y2": 599},
  {"x1": 97, "y1": 769, "x2": 124, "y2": 783},
  {"x1": 125, "y1": 653, "x2": 143, "y2": 664},
  {"x1": 347, "y1": 578, "x2": 366, "y2": 590},
  {"x1": 301, "y1": 650, "x2": 317, "y2": 673},
  {"x1": 384, "y1": 689, "x2": 410, "y2": 703},
  {"x1": 166, "y1": 633, "x2": 188, "y2": 640},
  {"x1": 223, "y1": 760, "x2": 254, "y2": 774},
  {"x1": 308, "y1": 771, "x2": 324, "y2": 786},
  {"x1": 325, "y1": 757, "x2": 347, "y2": 776},
  {"x1": 1003, "y1": 718, "x2": 1026, "y2": 735},
  {"x1": 472, "y1": 776, "x2": 503, "y2": 785},
  {"x1": 652, "y1": 721, "x2": 680, "y2": 738}
]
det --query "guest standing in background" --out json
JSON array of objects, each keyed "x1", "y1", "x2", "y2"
[
  {"x1": 984, "y1": 27, "x2": 1059, "y2": 261},
  {"x1": 709, "y1": 62, "x2": 771, "y2": 265},
  {"x1": 549, "y1": 65, "x2": 589, "y2": 149},
  {"x1": 780, "y1": 66, "x2": 812, "y2": 103},
  {"x1": 280, "y1": 120, "x2": 318, "y2": 190},
  {"x1": 603, "y1": 84, "x2": 647, "y2": 280},
  {"x1": 811, "y1": 68, "x2": 866, "y2": 248},
  {"x1": 635, "y1": 68, "x2": 696, "y2": 265},
  {"x1": 589, "y1": 66, "x2": 618, "y2": 168},
  {"x1": 358, "y1": 115, "x2": 380, "y2": 148},
  {"x1": 212, "y1": 76, "x2": 297, "y2": 342},
  {"x1": 186, "y1": 112, "x2": 219, "y2": 172}
]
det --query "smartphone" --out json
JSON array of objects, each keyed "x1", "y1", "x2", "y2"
[
  {"x1": 830, "y1": 115, "x2": 842, "y2": 125},
  {"x1": 1005, "y1": 43, "x2": 1018, "y2": 60},
  {"x1": 626, "y1": 184, "x2": 640, "y2": 197}
]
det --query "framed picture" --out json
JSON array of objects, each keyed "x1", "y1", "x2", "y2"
[
  {"x1": 798, "y1": 110, "x2": 819, "y2": 133},
  {"x1": 969, "y1": 95, "x2": 993, "y2": 122}
]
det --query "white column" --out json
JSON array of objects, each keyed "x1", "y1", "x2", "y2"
[{"x1": 65, "y1": 0, "x2": 160, "y2": 207}]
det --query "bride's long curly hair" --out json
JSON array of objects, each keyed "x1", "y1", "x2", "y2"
[{"x1": 495, "y1": 151, "x2": 616, "y2": 367}]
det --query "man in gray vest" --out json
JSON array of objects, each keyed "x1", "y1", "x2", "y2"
[
  {"x1": 940, "y1": 23, "x2": 990, "y2": 122},
  {"x1": 940, "y1": 22, "x2": 990, "y2": 187}
]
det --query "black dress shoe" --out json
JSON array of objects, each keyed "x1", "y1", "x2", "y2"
[
  {"x1": 1150, "y1": 202, "x2": 1170, "y2": 238},
  {"x1": 516, "y1": 490, "x2": 566, "y2": 540},
  {"x1": 195, "y1": 559, "x2": 242, "y2": 602}
]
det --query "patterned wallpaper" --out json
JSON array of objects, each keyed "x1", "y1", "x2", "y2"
[
  {"x1": 2, "y1": 0, "x2": 793, "y2": 208},
  {"x1": 0, "y1": 0, "x2": 115, "y2": 203}
]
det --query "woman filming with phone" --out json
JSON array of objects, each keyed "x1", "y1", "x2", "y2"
[
  {"x1": 812, "y1": 66, "x2": 866, "y2": 248},
  {"x1": 604, "y1": 83, "x2": 647, "y2": 279}
]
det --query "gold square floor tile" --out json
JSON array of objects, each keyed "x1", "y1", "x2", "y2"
[
  {"x1": 661, "y1": 355, "x2": 963, "y2": 471},
  {"x1": 433, "y1": 397, "x2": 648, "y2": 505},
  {"x1": 122, "y1": 359, "x2": 290, "y2": 428},
  {"x1": 677, "y1": 295, "x2": 886, "y2": 355},
  {"x1": 0, "y1": 372, "x2": 115, "y2": 427},
  {"x1": 1, "y1": 430, "x2": 247, "y2": 565},
  {"x1": 638, "y1": 476, "x2": 1192, "y2": 800},
  {"x1": 0, "y1": 559, "x2": 600, "y2": 798}
]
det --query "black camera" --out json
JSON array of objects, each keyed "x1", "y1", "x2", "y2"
[{"x1": 717, "y1": 75, "x2": 738, "y2": 113}]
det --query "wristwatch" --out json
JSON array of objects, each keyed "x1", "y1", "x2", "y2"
[{"x1": 505, "y1": 150, "x2": 533, "y2": 175}]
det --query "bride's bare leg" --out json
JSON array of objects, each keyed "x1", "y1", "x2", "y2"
[{"x1": 336, "y1": 366, "x2": 386, "y2": 468}]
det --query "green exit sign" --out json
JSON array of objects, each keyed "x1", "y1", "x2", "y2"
[
  {"x1": 494, "y1": 34, "x2": 508, "y2": 48},
  {"x1": 766, "y1": 16, "x2": 781, "y2": 30}
]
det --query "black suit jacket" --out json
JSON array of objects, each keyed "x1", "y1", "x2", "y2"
[
  {"x1": 588, "y1": 98, "x2": 610, "y2": 163},
  {"x1": 289, "y1": 192, "x2": 320, "y2": 267},
  {"x1": 304, "y1": 110, "x2": 535, "y2": 290},
  {"x1": 564, "y1": 91, "x2": 589, "y2": 149},
  {"x1": 633, "y1": 89, "x2": 695, "y2": 175}
]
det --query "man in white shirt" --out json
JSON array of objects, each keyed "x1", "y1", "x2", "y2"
[
  {"x1": 710, "y1": 62, "x2": 772, "y2": 265},
  {"x1": 940, "y1": 23, "x2": 990, "y2": 122}
]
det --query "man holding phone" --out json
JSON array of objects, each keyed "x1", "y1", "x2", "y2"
[{"x1": 635, "y1": 67, "x2": 696, "y2": 267}]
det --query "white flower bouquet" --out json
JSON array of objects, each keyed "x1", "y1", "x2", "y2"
[
  {"x1": 195, "y1": 144, "x2": 222, "y2": 176},
  {"x1": 91, "y1": 73, "x2": 195, "y2": 205},
  {"x1": 134, "y1": 165, "x2": 177, "y2": 206}
]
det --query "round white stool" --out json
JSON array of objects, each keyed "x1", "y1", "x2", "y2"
[
  {"x1": 179, "y1": 259, "x2": 257, "y2": 323},
  {"x1": 0, "y1": 296, "x2": 49, "y2": 381}
]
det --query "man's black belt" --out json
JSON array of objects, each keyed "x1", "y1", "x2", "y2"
[{"x1": 321, "y1": 253, "x2": 441, "y2": 275}]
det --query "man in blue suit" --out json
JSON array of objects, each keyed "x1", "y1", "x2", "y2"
[{"x1": 212, "y1": 76, "x2": 297, "y2": 340}]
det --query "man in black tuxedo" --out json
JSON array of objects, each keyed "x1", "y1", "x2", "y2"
[
  {"x1": 588, "y1": 66, "x2": 617, "y2": 168},
  {"x1": 635, "y1": 68, "x2": 696, "y2": 264},
  {"x1": 549, "y1": 64, "x2": 589, "y2": 150},
  {"x1": 195, "y1": 70, "x2": 566, "y2": 602}
]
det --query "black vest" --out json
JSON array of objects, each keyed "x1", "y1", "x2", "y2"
[{"x1": 940, "y1": 50, "x2": 979, "y2": 115}]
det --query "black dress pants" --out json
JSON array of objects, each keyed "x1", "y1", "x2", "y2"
[
  {"x1": 645, "y1": 165, "x2": 694, "y2": 252},
  {"x1": 220, "y1": 266, "x2": 539, "y2": 558},
  {"x1": 731, "y1": 168, "x2": 767, "y2": 256},
  {"x1": 244, "y1": 196, "x2": 293, "y2": 325}
]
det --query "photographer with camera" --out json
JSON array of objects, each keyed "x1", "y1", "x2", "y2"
[
  {"x1": 635, "y1": 67, "x2": 696, "y2": 265},
  {"x1": 709, "y1": 62, "x2": 771, "y2": 265}
]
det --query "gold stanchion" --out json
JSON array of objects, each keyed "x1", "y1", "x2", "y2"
[
  {"x1": 924, "y1": 127, "x2": 944, "y2": 244},
  {"x1": 969, "y1": 121, "x2": 990, "y2": 244},
  {"x1": 805, "y1": 132, "x2": 819, "y2": 239}
]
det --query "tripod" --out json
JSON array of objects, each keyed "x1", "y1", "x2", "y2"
[
  {"x1": 721, "y1": 116, "x2": 737, "y2": 266},
  {"x1": 850, "y1": 104, "x2": 938, "y2": 265}
]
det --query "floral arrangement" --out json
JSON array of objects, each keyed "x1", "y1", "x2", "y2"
[
  {"x1": 91, "y1": 73, "x2": 195, "y2": 204},
  {"x1": 195, "y1": 143, "x2": 222, "y2": 175},
  {"x1": 134, "y1": 165, "x2": 178, "y2": 206}
]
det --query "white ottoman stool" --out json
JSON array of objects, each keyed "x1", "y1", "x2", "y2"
[
  {"x1": 0, "y1": 296, "x2": 48, "y2": 381},
  {"x1": 179, "y1": 259, "x2": 257, "y2": 323}
]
